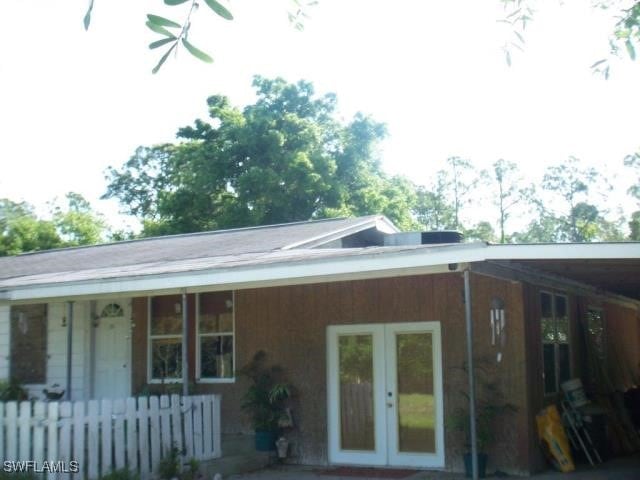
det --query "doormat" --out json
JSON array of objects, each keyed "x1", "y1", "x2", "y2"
[{"x1": 315, "y1": 467, "x2": 419, "y2": 478}]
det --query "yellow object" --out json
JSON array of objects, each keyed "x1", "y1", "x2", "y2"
[{"x1": 536, "y1": 405, "x2": 575, "y2": 473}]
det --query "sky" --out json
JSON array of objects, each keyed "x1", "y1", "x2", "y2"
[{"x1": 1, "y1": 0, "x2": 639, "y2": 233}]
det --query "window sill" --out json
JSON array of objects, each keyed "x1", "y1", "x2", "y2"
[
  {"x1": 148, "y1": 378, "x2": 183, "y2": 384},
  {"x1": 196, "y1": 378, "x2": 235, "y2": 384}
]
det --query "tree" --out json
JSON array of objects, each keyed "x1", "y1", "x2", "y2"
[
  {"x1": 447, "y1": 156, "x2": 483, "y2": 231},
  {"x1": 516, "y1": 157, "x2": 622, "y2": 242},
  {"x1": 104, "y1": 76, "x2": 416, "y2": 234},
  {"x1": 0, "y1": 194, "x2": 109, "y2": 256},
  {"x1": 625, "y1": 150, "x2": 640, "y2": 240},
  {"x1": 414, "y1": 176, "x2": 456, "y2": 231},
  {"x1": 0, "y1": 200, "x2": 62, "y2": 256},
  {"x1": 51, "y1": 192, "x2": 108, "y2": 246},
  {"x1": 490, "y1": 159, "x2": 531, "y2": 243}
]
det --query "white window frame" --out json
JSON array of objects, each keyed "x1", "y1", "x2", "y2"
[
  {"x1": 147, "y1": 296, "x2": 183, "y2": 384},
  {"x1": 196, "y1": 291, "x2": 235, "y2": 384}
]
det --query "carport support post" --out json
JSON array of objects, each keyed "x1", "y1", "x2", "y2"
[
  {"x1": 464, "y1": 269, "x2": 479, "y2": 480},
  {"x1": 181, "y1": 291, "x2": 189, "y2": 397},
  {"x1": 65, "y1": 301, "x2": 74, "y2": 401}
]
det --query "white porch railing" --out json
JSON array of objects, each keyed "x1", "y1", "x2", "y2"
[{"x1": 0, "y1": 394, "x2": 221, "y2": 479}]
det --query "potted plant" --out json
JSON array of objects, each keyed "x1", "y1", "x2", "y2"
[
  {"x1": 238, "y1": 351, "x2": 293, "y2": 452},
  {"x1": 448, "y1": 362, "x2": 517, "y2": 478}
]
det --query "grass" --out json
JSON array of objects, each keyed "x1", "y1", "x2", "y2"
[{"x1": 398, "y1": 393, "x2": 435, "y2": 429}]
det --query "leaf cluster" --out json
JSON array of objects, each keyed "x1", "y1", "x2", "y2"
[
  {"x1": 237, "y1": 351, "x2": 293, "y2": 432},
  {"x1": 447, "y1": 360, "x2": 518, "y2": 451},
  {"x1": 0, "y1": 378, "x2": 29, "y2": 401}
]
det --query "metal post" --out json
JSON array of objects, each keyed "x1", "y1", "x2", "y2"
[
  {"x1": 464, "y1": 270, "x2": 479, "y2": 480},
  {"x1": 65, "y1": 301, "x2": 74, "y2": 401},
  {"x1": 181, "y1": 291, "x2": 189, "y2": 397}
]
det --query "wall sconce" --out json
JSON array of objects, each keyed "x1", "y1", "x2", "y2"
[
  {"x1": 61, "y1": 316, "x2": 67, "y2": 327},
  {"x1": 174, "y1": 302, "x2": 182, "y2": 314},
  {"x1": 225, "y1": 299, "x2": 233, "y2": 310},
  {"x1": 490, "y1": 297, "x2": 506, "y2": 362}
]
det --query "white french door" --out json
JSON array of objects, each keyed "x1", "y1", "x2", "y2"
[{"x1": 327, "y1": 322, "x2": 444, "y2": 468}]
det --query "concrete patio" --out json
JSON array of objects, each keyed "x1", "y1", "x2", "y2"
[{"x1": 226, "y1": 454, "x2": 640, "y2": 480}]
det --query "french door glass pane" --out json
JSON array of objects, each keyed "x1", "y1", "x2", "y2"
[
  {"x1": 396, "y1": 332, "x2": 435, "y2": 453},
  {"x1": 339, "y1": 334, "x2": 375, "y2": 451}
]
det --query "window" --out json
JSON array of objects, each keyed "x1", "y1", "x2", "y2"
[
  {"x1": 541, "y1": 292, "x2": 571, "y2": 395},
  {"x1": 148, "y1": 295, "x2": 183, "y2": 382},
  {"x1": 10, "y1": 304, "x2": 47, "y2": 384},
  {"x1": 586, "y1": 307, "x2": 605, "y2": 361},
  {"x1": 101, "y1": 303, "x2": 124, "y2": 318},
  {"x1": 197, "y1": 291, "x2": 234, "y2": 381}
]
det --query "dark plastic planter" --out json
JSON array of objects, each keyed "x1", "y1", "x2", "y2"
[
  {"x1": 254, "y1": 430, "x2": 277, "y2": 451},
  {"x1": 464, "y1": 452, "x2": 488, "y2": 478}
]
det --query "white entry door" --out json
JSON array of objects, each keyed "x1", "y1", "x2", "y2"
[
  {"x1": 327, "y1": 322, "x2": 444, "y2": 468},
  {"x1": 94, "y1": 301, "x2": 131, "y2": 399}
]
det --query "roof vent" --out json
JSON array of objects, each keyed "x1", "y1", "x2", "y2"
[{"x1": 384, "y1": 231, "x2": 463, "y2": 246}]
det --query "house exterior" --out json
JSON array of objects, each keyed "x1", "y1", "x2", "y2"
[{"x1": 1, "y1": 215, "x2": 639, "y2": 475}]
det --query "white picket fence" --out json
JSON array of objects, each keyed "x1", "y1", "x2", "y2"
[{"x1": 0, "y1": 394, "x2": 221, "y2": 479}]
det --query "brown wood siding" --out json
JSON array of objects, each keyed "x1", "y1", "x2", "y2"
[
  {"x1": 603, "y1": 302, "x2": 640, "y2": 390},
  {"x1": 129, "y1": 273, "x2": 531, "y2": 473}
]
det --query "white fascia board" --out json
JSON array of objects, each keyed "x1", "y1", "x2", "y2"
[
  {"x1": 282, "y1": 215, "x2": 399, "y2": 250},
  {"x1": 484, "y1": 242, "x2": 640, "y2": 260},
  {"x1": 0, "y1": 243, "x2": 482, "y2": 302}
]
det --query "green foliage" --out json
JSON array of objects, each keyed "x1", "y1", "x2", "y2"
[
  {"x1": 629, "y1": 211, "x2": 640, "y2": 240},
  {"x1": 464, "y1": 221, "x2": 497, "y2": 243},
  {"x1": 490, "y1": 159, "x2": 531, "y2": 243},
  {"x1": 105, "y1": 77, "x2": 414, "y2": 234},
  {"x1": 51, "y1": 192, "x2": 108, "y2": 246},
  {"x1": 238, "y1": 351, "x2": 293, "y2": 432},
  {"x1": 0, "y1": 193, "x2": 109, "y2": 256},
  {"x1": 501, "y1": 0, "x2": 640, "y2": 75},
  {"x1": 514, "y1": 156, "x2": 621, "y2": 243},
  {"x1": 0, "y1": 378, "x2": 29, "y2": 401},
  {"x1": 101, "y1": 469, "x2": 140, "y2": 480},
  {"x1": 0, "y1": 199, "x2": 63, "y2": 256},
  {"x1": 447, "y1": 360, "x2": 517, "y2": 451},
  {"x1": 625, "y1": 150, "x2": 640, "y2": 202},
  {"x1": 83, "y1": 0, "x2": 314, "y2": 73},
  {"x1": 414, "y1": 175, "x2": 456, "y2": 231},
  {"x1": 157, "y1": 446, "x2": 181, "y2": 480}
]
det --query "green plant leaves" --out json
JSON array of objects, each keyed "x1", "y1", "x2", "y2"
[
  {"x1": 625, "y1": 38, "x2": 636, "y2": 60},
  {"x1": 203, "y1": 0, "x2": 234, "y2": 20},
  {"x1": 83, "y1": 0, "x2": 94, "y2": 30},
  {"x1": 181, "y1": 38, "x2": 214, "y2": 63},
  {"x1": 147, "y1": 14, "x2": 182, "y2": 29},
  {"x1": 164, "y1": 0, "x2": 190, "y2": 5},
  {"x1": 152, "y1": 43, "x2": 177, "y2": 74},
  {"x1": 149, "y1": 38, "x2": 177, "y2": 50},
  {"x1": 146, "y1": 21, "x2": 177, "y2": 38}
]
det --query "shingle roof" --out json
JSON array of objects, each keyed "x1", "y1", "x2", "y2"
[{"x1": 0, "y1": 215, "x2": 389, "y2": 283}]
